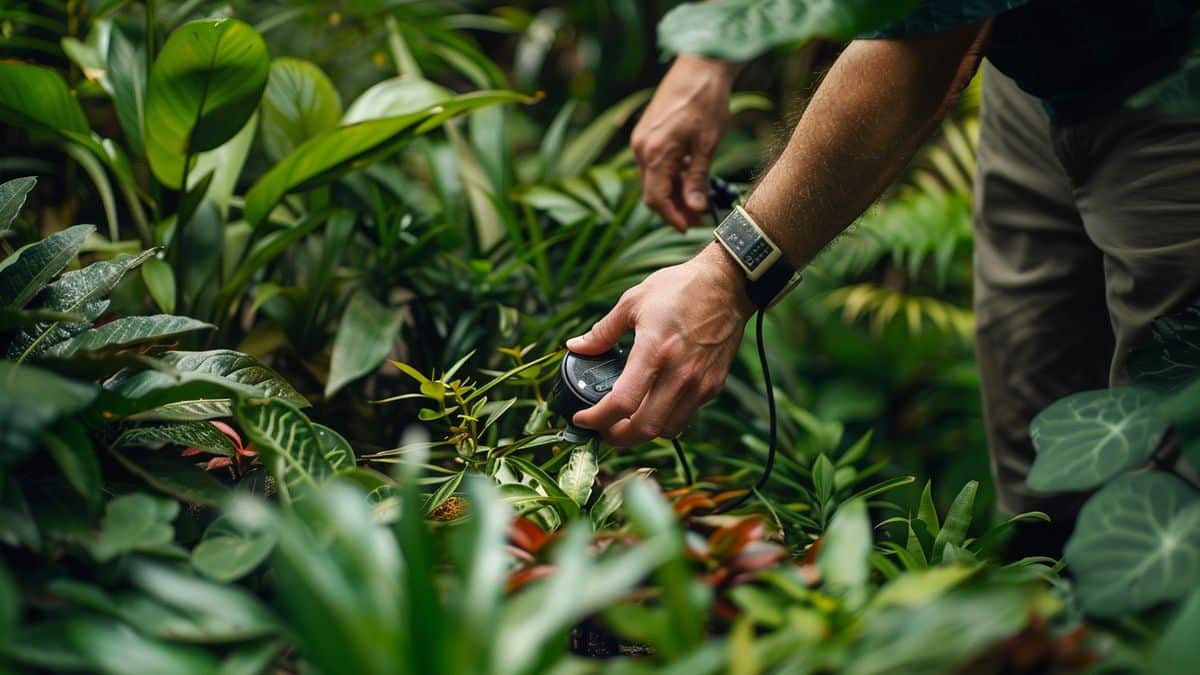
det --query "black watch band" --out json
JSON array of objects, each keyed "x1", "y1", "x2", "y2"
[{"x1": 713, "y1": 206, "x2": 802, "y2": 309}]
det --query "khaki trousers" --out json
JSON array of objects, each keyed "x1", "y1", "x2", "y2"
[{"x1": 974, "y1": 61, "x2": 1200, "y2": 541}]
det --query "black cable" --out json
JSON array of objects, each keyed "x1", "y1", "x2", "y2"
[
  {"x1": 713, "y1": 308, "x2": 776, "y2": 513},
  {"x1": 671, "y1": 437, "x2": 694, "y2": 486}
]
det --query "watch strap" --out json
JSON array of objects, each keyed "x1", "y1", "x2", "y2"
[{"x1": 747, "y1": 256, "x2": 800, "y2": 309}]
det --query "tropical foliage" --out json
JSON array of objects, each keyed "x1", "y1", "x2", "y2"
[{"x1": 3, "y1": 1, "x2": 1200, "y2": 674}]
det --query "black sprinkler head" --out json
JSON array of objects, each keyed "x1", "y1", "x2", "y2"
[{"x1": 550, "y1": 349, "x2": 627, "y2": 443}]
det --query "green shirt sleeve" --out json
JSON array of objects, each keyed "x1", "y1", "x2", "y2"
[{"x1": 866, "y1": 0, "x2": 1035, "y2": 37}]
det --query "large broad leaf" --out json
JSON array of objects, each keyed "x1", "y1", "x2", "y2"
[
  {"x1": 242, "y1": 89, "x2": 534, "y2": 226},
  {"x1": 325, "y1": 289, "x2": 404, "y2": 397},
  {"x1": 341, "y1": 77, "x2": 451, "y2": 125},
  {"x1": 103, "y1": 349, "x2": 308, "y2": 420},
  {"x1": 0, "y1": 176, "x2": 36, "y2": 236},
  {"x1": 1129, "y1": 300, "x2": 1200, "y2": 392},
  {"x1": 260, "y1": 57, "x2": 342, "y2": 162},
  {"x1": 235, "y1": 398, "x2": 335, "y2": 500},
  {"x1": 0, "y1": 62, "x2": 100, "y2": 151},
  {"x1": 191, "y1": 516, "x2": 276, "y2": 582},
  {"x1": 91, "y1": 493, "x2": 179, "y2": 562},
  {"x1": 131, "y1": 561, "x2": 278, "y2": 640},
  {"x1": 0, "y1": 361, "x2": 97, "y2": 463},
  {"x1": 315, "y1": 424, "x2": 355, "y2": 471},
  {"x1": 558, "y1": 446, "x2": 598, "y2": 507},
  {"x1": 0, "y1": 224, "x2": 92, "y2": 309},
  {"x1": 6, "y1": 250, "x2": 155, "y2": 360},
  {"x1": 144, "y1": 19, "x2": 269, "y2": 188},
  {"x1": 66, "y1": 616, "x2": 221, "y2": 675},
  {"x1": 44, "y1": 314, "x2": 213, "y2": 358},
  {"x1": 1028, "y1": 388, "x2": 1166, "y2": 492},
  {"x1": 657, "y1": 0, "x2": 921, "y2": 61},
  {"x1": 117, "y1": 422, "x2": 238, "y2": 456},
  {"x1": 1064, "y1": 472, "x2": 1200, "y2": 617}
]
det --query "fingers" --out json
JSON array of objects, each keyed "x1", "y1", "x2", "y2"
[
  {"x1": 682, "y1": 151, "x2": 713, "y2": 214},
  {"x1": 566, "y1": 295, "x2": 634, "y2": 355},
  {"x1": 605, "y1": 370, "x2": 692, "y2": 447},
  {"x1": 641, "y1": 156, "x2": 692, "y2": 232},
  {"x1": 572, "y1": 335, "x2": 659, "y2": 435}
]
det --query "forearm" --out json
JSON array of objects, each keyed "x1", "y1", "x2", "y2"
[{"x1": 743, "y1": 22, "x2": 990, "y2": 267}]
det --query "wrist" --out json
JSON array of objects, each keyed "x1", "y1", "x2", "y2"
[
  {"x1": 695, "y1": 242, "x2": 757, "y2": 320},
  {"x1": 675, "y1": 53, "x2": 743, "y2": 84}
]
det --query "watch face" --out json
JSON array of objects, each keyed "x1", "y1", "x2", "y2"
[{"x1": 717, "y1": 210, "x2": 771, "y2": 271}]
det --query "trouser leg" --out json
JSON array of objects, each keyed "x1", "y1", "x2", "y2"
[
  {"x1": 973, "y1": 62, "x2": 1112, "y2": 552},
  {"x1": 1062, "y1": 107, "x2": 1200, "y2": 383}
]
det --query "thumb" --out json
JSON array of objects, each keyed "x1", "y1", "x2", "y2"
[
  {"x1": 682, "y1": 153, "x2": 713, "y2": 214},
  {"x1": 567, "y1": 301, "x2": 633, "y2": 355}
]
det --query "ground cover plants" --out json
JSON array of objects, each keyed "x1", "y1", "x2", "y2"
[{"x1": 3, "y1": 0, "x2": 1200, "y2": 673}]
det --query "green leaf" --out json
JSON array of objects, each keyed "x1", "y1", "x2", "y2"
[
  {"x1": 1151, "y1": 588, "x2": 1200, "y2": 675},
  {"x1": 931, "y1": 480, "x2": 977, "y2": 564},
  {"x1": 819, "y1": 499, "x2": 871, "y2": 604},
  {"x1": 557, "y1": 89, "x2": 650, "y2": 179},
  {"x1": 42, "y1": 420, "x2": 101, "y2": 509},
  {"x1": 110, "y1": 447, "x2": 230, "y2": 506},
  {"x1": 105, "y1": 349, "x2": 308, "y2": 420},
  {"x1": 260, "y1": 57, "x2": 342, "y2": 163},
  {"x1": 66, "y1": 616, "x2": 221, "y2": 675},
  {"x1": 325, "y1": 289, "x2": 404, "y2": 397},
  {"x1": 117, "y1": 422, "x2": 238, "y2": 456},
  {"x1": 1028, "y1": 388, "x2": 1166, "y2": 492},
  {"x1": 0, "y1": 361, "x2": 97, "y2": 462},
  {"x1": 243, "y1": 89, "x2": 533, "y2": 226},
  {"x1": 144, "y1": 19, "x2": 269, "y2": 188},
  {"x1": 132, "y1": 561, "x2": 278, "y2": 641},
  {"x1": 658, "y1": 0, "x2": 921, "y2": 61},
  {"x1": 916, "y1": 480, "x2": 940, "y2": 537},
  {"x1": 7, "y1": 249, "x2": 156, "y2": 360},
  {"x1": 235, "y1": 398, "x2": 335, "y2": 500},
  {"x1": 44, "y1": 314, "x2": 213, "y2": 358},
  {"x1": 1131, "y1": 23, "x2": 1200, "y2": 118},
  {"x1": 315, "y1": 424, "x2": 355, "y2": 471},
  {"x1": 91, "y1": 493, "x2": 178, "y2": 562},
  {"x1": 0, "y1": 61, "x2": 93, "y2": 141},
  {"x1": 341, "y1": 76, "x2": 450, "y2": 125},
  {"x1": 1064, "y1": 472, "x2": 1200, "y2": 617},
  {"x1": 812, "y1": 453, "x2": 835, "y2": 506},
  {"x1": 0, "y1": 224, "x2": 92, "y2": 309},
  {"x1": 141, "y1": 257, "x2": 177, "y2": 314},
  {"x1": 1128, "y1": 301, "x2": 1200, "y2": 392},
  {"x1": 192, "y1": 515, "x2": 276, "y2": 582},
  {"x1": 107, "y1": 24, "x2": 147, "y2": 156},
  {"x1": 557, "y1": 446, "x2": 599, "y2": 507},
  {"x1": 0, "y1": 176, "x2": 36, "y2": 235}
]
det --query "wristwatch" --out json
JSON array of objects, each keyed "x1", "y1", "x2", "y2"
[{"x1": 713, "y1": 205, "x2": 803, "y2": 309}]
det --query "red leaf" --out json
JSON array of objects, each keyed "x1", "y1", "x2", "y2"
[
  {"x1": 506, "y1": 565, "x2": 555, "y2": 594},
  {"x1": 674, "y1": 493, "x2": 717, "y2": 518},
  {"x1": 181, "y1": 447, "x2": 203, "y2": 457},
  {"x1": 204, "y1": 456, "x2": 233, "y2": 472},
  {"x1": 731, "y1": 540, "x2": 787, "y2": 572},
  {"x1": 210, "y1": 420, "x2": 245, "y2": 453},
  {"x1": 509, "y1": 516, "x2": 551, "y2": 554},
  {"x1": 708, "y1": 518, "x2": 765, "y2": 561}
]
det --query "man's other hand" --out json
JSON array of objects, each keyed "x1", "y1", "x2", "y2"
[
  {"x1": 632, "y1": 55, "x2": 738, "y2": 231},
  {"x1": 566, "y1": 244, "x2": 755, "y2": 446}
]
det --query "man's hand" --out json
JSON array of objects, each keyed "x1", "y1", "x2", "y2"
[
  {"x1": 632, "y1": 55, "x2": 739, "y2": 231},
  {"x1": 567, "y1": 244, "x2": 755, "y2": 446}
]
